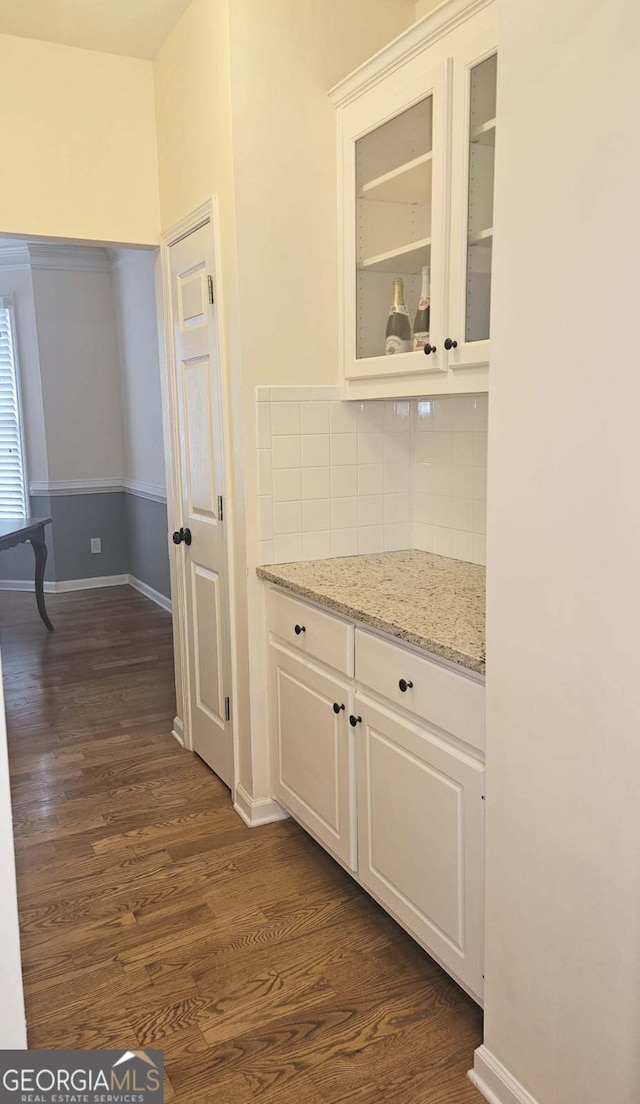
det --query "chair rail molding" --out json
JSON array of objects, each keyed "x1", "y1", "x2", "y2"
[{"x1": 30, "y1": 479, "x2": 167, "y2": 503}]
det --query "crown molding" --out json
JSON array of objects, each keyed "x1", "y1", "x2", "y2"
[
  {"x1": 27, "y1": 244, "x2": 112, "y2": 273},
  {"x1": 0, "y1": 243, "x2": 31, "y2": 271},
  {"x1": 329, "y1": 0, "x2": 494, "y2": 106},
  {"x1": 108, "y1": 248, "x2": 143, "y2": 271}
]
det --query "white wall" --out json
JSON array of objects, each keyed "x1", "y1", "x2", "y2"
[
  {"x1": 481, "y1": 2, "x2": 640, "y2": 1102},
  {"x1": 0, "y1": 259, "x2": 48, "y2": 484},
  {"x1": 0, "y1": 650, "x2": 26, "y2": 1048},
  {"x1": 31, "y1": 264, "x2": 126, "y2": 483},
  {"x1": 112, "y1": 250, "x2": 166, "y2": 495}
]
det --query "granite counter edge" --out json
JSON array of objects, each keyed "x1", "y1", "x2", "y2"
[{"x1": 257, "y1": 566, "x2": 485, "y2": 677}]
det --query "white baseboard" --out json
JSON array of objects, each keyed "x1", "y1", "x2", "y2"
[
  {"x1": 0, "y1": 575, "x2": 129, "y2": 593},
  {"x1": 0, "y1": 575, "x2": 172, "y2": 610},
  {"x1": 128, "y1": 575, "x2": 172, "y2": 613},
  {"x1": 469, "y1": 1047, "x2": 540, "y2": 1104},
  {"x1": 53, "y1": 575, "x2": 130, "y2": 592},
  {"x1": 171, "y1": 716, "x2": 185, "y2": 747},
  {"x1": 233, "y1": 783, "x2": 289, "y2": 828}
]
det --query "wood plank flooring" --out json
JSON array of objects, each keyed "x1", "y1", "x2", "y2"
[{"x1": 3, "y1": 585, "x2": 483, "y2": 1102}]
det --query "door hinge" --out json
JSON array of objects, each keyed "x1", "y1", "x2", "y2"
[
  {"x1": 208, "y1": 274, "x2": 215, "y2": 305},
  {"x1": 224, "y1": 696, "x2": 231, "y2": 722},
  {"x1": 218, "y1": 494, "x2": 224, "y2": 521}
]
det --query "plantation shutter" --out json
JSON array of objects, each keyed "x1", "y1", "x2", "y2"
[{"x1": 0, "y1": 298, "x2": 28, "y2": 518}]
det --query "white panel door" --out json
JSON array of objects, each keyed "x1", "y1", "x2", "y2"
[
  {"x1": 270, "y1": 642, "x2": 356, "y2": 870},
  {"x1": 168, "y1": 220, "x2": 232, "y2": 788},
  {"x1": 355, "y1": 692, "x2": 485, "y2": 998}
]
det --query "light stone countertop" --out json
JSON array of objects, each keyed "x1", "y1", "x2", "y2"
[{"x1": 257, "y1": 549, "x2": 486, "y2": 676}]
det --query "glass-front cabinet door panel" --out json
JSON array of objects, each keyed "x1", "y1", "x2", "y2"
[
  {"x1": 465, "y1": 53, "x2": 496, "y2": 345},
  {"x1": 356, "y1": 96, "x2": 434, "y2": 362}
]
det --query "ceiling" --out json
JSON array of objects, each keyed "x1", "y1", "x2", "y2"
[{"x1": 0, "y1": 0, "x2": 195, "y2": 59}]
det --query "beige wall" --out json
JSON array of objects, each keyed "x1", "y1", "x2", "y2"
[
  {"x1": 227, "y1": 0, "x2": 415, "y2": 801},
  {"x1": 415, "y1": 0, "x2": 441, "y2": 18},
  {"x1": 0, "y1": 34, "x2": 160, "y2": 245},
  {"x1": 482, "y1": 1, "x2": 640, "y2": 1102}
]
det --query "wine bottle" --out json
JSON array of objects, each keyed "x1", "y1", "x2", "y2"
[
  {"x1": 413, "y1": 266, "x2": 431, "y2": 350},
  {"x1": 384, "y1": 277, "x2": 412, "y2": 355}
]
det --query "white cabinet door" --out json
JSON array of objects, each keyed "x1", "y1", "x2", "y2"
[
  {"x1": 340, "y1": 56, "x2": 451, "y2": 388},
  {"x1": 270, "y1": 642, "x2": 356, "y2": 870},
  {"x1": 355, "y1": 692, "x2": 485, "y2": 998},
  {"x1": 447, "y1": 31, "x2": 498, "y2": 373}
]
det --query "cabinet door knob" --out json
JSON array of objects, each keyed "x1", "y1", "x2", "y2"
[
  {"x1": 423, "y1": 343, "x2": 437, "y2": 356},
  {"x1": 398, "y1": 678, "x2": 414, "y2": 692},
  {"x1": 444, "y1": 338, "x2": 458, "y2": 350},
  {"x1": 294, "y1": 624, "x2": 306, "y2": 635},
  {"x1": 333, "y1": 702, "x2": 345, "y2": 714},
  {"x1": 349, "y1": 714, "x2": 362, "y2": 727}
]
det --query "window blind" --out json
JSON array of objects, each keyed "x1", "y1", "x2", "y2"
[{"x1": 0, "y1": 298, "x2": 28, "y2": 518}]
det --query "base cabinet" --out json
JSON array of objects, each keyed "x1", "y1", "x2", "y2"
[
  {"x1": 270, "y1": 642, "x2": 356, "y2": 870},
  {"x1": 355, "y1": 693, "x2": 485, "y2": 997},
  {"x1": 266, "y1": 587, "x2": 485, "y2": 1002}
]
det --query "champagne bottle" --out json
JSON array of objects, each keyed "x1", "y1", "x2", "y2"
[
  {"x1": 384, "y1": 277, "x2": 411, "y2": 355},
  {"x1": 413, "y1": 266, "x2": 431, "y2": 350}
]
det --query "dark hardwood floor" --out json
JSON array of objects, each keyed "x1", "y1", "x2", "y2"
[{"x1": 3, "y1": 585, "x2": 483, "y2": 1102}]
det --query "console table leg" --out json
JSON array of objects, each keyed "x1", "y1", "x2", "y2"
[{"x1": 30, "y1": 536, "x2": 54, "y2": 631}]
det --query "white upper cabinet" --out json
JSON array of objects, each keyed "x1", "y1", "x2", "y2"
[{"x1": 331, "y1": 0, "x2": 497, "y2": 400}]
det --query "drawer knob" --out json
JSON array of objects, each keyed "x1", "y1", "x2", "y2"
[
  {"x1": 398, "y1": 678, "x2": 414, "y2": 692},
  {"x1": 333, "y1": 702, "x2": 345, "y2": 714},
  {"x1": 423, "y1": 343, "x2": 437, "y2": 355},
  {"x1": 294, "y1": 624, "x2": 306, "y2": 635},
  {"x1": 349, "y1": 714, "x2": 362, "y2": 727},
  {"x1": 444, "y1": 337, "x2": 458, "y2": 350}
]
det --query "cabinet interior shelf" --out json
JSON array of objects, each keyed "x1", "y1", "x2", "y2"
[
  {"x1": 359, "y1": 237, "x2": 431, "y2": 274},
  {"x1": 360, "y1": 152, "x2": 433, "y2": 204},
  {"x1": 468, "y1": 226, "x2": 493, "y2": 245},
  {"x1": 471, "y1": 118, "x2": 496, "y2": 146}
]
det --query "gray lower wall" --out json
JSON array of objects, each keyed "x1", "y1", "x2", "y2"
[
  {"x1": 124, "y1": 493, "x2": 170, "y2": 599},
  {"x1": 0, "y1": 491, "x2": 170, "y2": 600}
]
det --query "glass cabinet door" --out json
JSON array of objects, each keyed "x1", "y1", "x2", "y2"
[
  {"x1": 341, "y1": 60, "x2": 448, "y2": 383},
  {"x1": 465, "y1": 53, "x2": 496, "y2": 346},
  {"x1": 356, "y1": 95, "x2": 434, "y2": 363}
]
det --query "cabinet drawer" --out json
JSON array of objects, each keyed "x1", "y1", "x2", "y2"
[
  {"x1": 267, "y1": 588, "x2": 354, "y2": 677},
  {"x1": 355, "y1": 629, "x2": 484, "y2": 750}
]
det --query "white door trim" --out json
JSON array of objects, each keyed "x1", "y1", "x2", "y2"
[{"x1": 159, "y1": 199, "x2": 238, "y2": 792}]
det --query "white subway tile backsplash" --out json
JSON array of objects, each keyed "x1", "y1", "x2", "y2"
[
  {"x1": 358, "y1": 433, "x2": 384, "y2": 465},
  {"x1": 258, "y1": 495, "x2": 273, "y2": 540},
  {"x1": 272, "y1": 435, "x2": 301, "y2": 469},
  {"x1": 302, "y1": 499, "x2": 331, "y2": 533},
  {"x1": 303, "y1": 531, "x2": 332, "y2": 560},
  {"x1": 301, "y1": 401, "x2": 330, "y2": 435},
  {"x1": 256, "y1": 403, "x2": 271, "y2": 448},
  {"x1": 274, "y1": 500, "x2": 302, "y2": 535},
  {"x1": 331, "y1": 528, "x2": 358, "y2": 557},
  {"x1": 255, "y1": 386, "x2": 488, "y2": 568},
  {"x1": 358, "y1": 464, "x2": 383, "y2": 496},
  {"x1": 273, "y1": 468, "x2": 301, "y2": 502},
  {"x1": 302, "y1": 434, "x2": 330, "y2": 467},
  {"x1": 331, "y1": 497, "x2": 358, "y2": 530},
  {"x1": 271, "y1": 401, "x2": 301, "y2": 435},
  {"x1": 358, "y1": 525, "x2": 384, "y2": 554},
  {"x1": 274, "y1": 533, "x2": 302, "y2": 563},
  {"x1": 358, "y1": 495, "x2": 384, "y2": 527},
  {"x1": 331, "y1": 465, "x2": 358, "y2": 498},
  {"x1": 331, "y1": 433, "x2": 357, "y2": 467},
  {"x1": 384, "y1": 523, "x2": 411, "y2": 551},
  {"x1": 302, "y1": 466, "x2": 330, "y2": 500},
  {"x1": 257, "y1": 450, "x2": 272, "y2": 496},
  {"x1": 330, "y1": 401, "x2": 358, "y2": 434}
]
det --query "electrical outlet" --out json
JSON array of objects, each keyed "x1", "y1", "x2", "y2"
[{"x1": 90, "y1": 538, "x2": 102, "y2": 554}]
